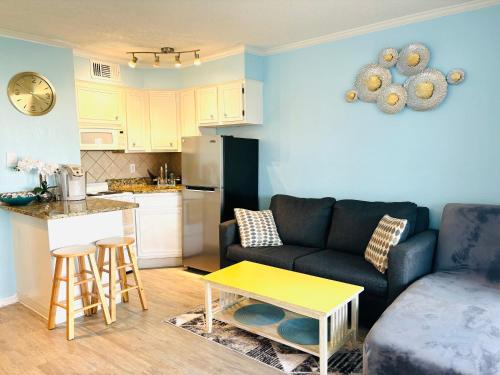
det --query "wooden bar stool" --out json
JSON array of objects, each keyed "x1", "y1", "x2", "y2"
[
  {"x1": 48, "y1": 245, "x2": 111, "y2": 340},
  {"x1": 93, "y1": 237, "x2": 148, "y2": 322}
]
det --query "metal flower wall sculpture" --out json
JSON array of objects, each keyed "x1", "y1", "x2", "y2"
[{"x1": 345, "y1": 43, "x2": 465, "y2": 114}]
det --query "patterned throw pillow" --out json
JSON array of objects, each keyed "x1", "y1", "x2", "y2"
[
  {"x1": 365, "y1": 215, "x2": 408, "y2": 273},
  {"x1": 234, "y1": 208, "x2": 283, "y2": 248}
]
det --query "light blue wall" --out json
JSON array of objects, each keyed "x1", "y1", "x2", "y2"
[
  {"x1": 219, "y1": 5, "x2": 500, "y2": 228},
  {"x1": 75, "y1": 53, "x2": 245, "y2": 90},
  {"x1": 142, "y1": 67, "x2": 182, "y2": 89},
  {"x1": 178, "y1": 53, "x2": 245, "y2": 89},
  {"x1": 74, "y1": 55, "x2": 145, "y2": 87},
  {"x1": 143, "y1": 53, "x2": 245, "y2": 89},
  {"x1": 0, "y1": 37, "x2": 80, "y2": 299},
  {"x1": 245, "y1": 53, "x2": 265, "y2": 81}
]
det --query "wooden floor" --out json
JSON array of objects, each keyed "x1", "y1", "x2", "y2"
[{"x1": 0, "y1": 267, "x2": 281, "y2": 375}]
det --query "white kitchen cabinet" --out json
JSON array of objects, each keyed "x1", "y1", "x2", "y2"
[
  {"x1": 76, "y1": 80, "x2": 125, "y2": 129},
  {"x1": 134, "y1": 193, "x2": 182, "y2": 268},
  {"x1": 218, "y1": 81, "x2": 244, "y2": 122},
  {"x1": 196, "y1": 86, "x2": 219, "y2": 125},
  {"x1": 180, "y1": 89, "x2": 199, "y2": 138},
  {"x1": 125, "y1": 89, "x2": 149, "y2": 152},
  {"x1": 197, "y1": 80, "x2": 263, "y2": 127},
  {"x1": 149, "y1": 91, "x2": 179, "y2": 152}
]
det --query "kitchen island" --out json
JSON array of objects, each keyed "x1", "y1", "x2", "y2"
[{"x1": 0, "y1": 198, "x2": 138, "y2": 324}]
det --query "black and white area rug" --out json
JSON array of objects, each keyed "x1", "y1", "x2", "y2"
[{"x1": 164, "y1": 304, "x2": 363, "y2": 375}]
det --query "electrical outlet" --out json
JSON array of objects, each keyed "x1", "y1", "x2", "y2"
[{"x1": 129, "y1": 163, "x2": 136, "y2": 174}]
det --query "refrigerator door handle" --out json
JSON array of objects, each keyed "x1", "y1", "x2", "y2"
[{"x1": 185, "y1": 186, "x2": 216, "y2": 192}]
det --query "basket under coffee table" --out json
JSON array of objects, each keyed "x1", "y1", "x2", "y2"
[{"x1": 202, "y1": 261, "x2": 364, "y2": 375}]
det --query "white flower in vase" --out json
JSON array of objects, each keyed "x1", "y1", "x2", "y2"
[
  {"x1": 39, "y1": 162, "x2": 60, "y2": 178},
  {"x1": 16, "y1": 157, "x2": 40, "y2": 172}
]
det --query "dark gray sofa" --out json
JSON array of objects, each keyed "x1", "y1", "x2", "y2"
[
  {"x1": 220, "y1": 194, "x2": 438, "y2": 325},
  {"x1": 364, "y1": 204, "x2": 500, "y2": 374}
]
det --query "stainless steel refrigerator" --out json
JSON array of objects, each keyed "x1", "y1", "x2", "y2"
[{"x1": 182, "y1": 135, "x2": 258, "y2": 272}]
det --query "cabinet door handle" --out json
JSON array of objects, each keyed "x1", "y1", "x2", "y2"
[
  {"x1": 115, "y1": 115, "x2": 119, "y2": 120},
  {"x1": 169, "y1": 142, "x2": 173, "y2": 147},
  {"x1": 132, "y1": 142, "x2": 136, "y2": 147},
  {"x1": 210, "y1": 114, "x2": 214, "y2": 119},
  {"x1": 224, "y1": 113, "x2": 227, "y2": 117}
]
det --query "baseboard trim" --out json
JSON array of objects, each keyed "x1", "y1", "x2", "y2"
[
  {"x1": 0, "y1": 294, "x2": 18, "y2": 308},
  {"x1": 138, "y1": 257, "x2": 182, "y2": 269}
]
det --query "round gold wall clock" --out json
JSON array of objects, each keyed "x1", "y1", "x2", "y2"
[{"x1": 7, "y1": 72, "x2": 56, "y2": 116}]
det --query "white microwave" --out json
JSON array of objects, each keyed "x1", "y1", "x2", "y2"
[{"x1": 79, "y1": 128, "x2": 126, "y2": 151}]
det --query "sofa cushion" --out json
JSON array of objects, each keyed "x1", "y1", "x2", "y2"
[
  {"x1": 365, "y1": 215, "x2": 409, "y2": 274},
  {"x1": 234, "y1": 208, "x2": 282, "y2": 248},
  {"x1": 326, "y1": 200, "x2": 418, "y2": 255},
  {"x1": 294, "y1": 249, "x2": 387, "y2": 296},
  {"x1": 364, "y1": 271, "x2": 500, "y2": 375},
  {"x1": 414, "y1": 207, "x2": 430, "y2": 234},
  {"x1": 226, "y1": 244, "x2": 321, "y2": 270},
  {"x1": 269, "y1": 195, "x2": 336, "y2": 248},
  {"x1": 435, "y1": 204, "x2": 500, "y2": 280}
]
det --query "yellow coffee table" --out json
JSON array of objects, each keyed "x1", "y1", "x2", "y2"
[{"x1": 202, "y1": 261, "x2": 364, "y2": 375}]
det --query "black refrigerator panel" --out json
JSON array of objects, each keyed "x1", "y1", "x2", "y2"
[{"x1": 222, "y1": 136, "x2": 259, "y2": 222}]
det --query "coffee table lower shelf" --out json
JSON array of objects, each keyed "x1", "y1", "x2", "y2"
[{"x1": 211, "y1": 297, "x2": 355, "y2": 359}]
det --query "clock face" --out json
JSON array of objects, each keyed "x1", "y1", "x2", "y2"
[{"x1": 7, "y1": 72, "x2": 56, "y2": 116}]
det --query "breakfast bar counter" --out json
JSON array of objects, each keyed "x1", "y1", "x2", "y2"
[
  {"x1": 1, "y1": 198, "x2": 138, "y2": 324},
  {"x1": 0, "y1": 197, "x2": 138, "y2": 220}
]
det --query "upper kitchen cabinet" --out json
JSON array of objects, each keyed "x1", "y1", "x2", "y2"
[
  {"x1": 149, "y1": 91, "x2": 179, "y2": 152},
  {"x1": 125, "y1": 89, "x2": 149, "y2": 152},
  {"x1": 196, "y1": 80, "x2": 263, "y2": 127},
  {"x1": 76, "y1": 80, "x2": 125, "y2": 129},
  {"x1": 196, "y1": 86, "x2": 219, "y2": 125},
  {"x1": 219, "y1": 81, "x2": 244, "y2": 122},
  {"x1": 180, "y1": 89, "x2": 200, "y2": 138}
]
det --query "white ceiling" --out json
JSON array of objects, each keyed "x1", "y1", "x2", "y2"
[{"x1": 0, "y1": 0, "x2": 494, "y2": 64}]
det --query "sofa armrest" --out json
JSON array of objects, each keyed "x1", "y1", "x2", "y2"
[
  {"x1": 387, "y1": 230, "x2": 438, "y2": 303},
  {"x1": 219, "y1": 219, "x2": 239, "y2": 268}
]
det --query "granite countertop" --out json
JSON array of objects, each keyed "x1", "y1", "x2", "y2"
[
  {"x1": 110, "y1": 184, "x2": 182, "y2": 194},
  {"x1": 107, "y1": 178, "x2": 182, "y2": 194},
  {"x1": 0, "y1": 198, "x2": 138, "y2": 220}
]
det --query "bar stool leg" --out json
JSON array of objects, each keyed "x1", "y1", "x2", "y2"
[
  {"x1": 91, "y1": 247, "x2": 105, "y2": 314},
  {"x1": 109, "y1": 246, "x2": 117, "y2": 322},
  {"x1": 116, "y1": 247, "x2": 129, "y2": 303},
  {"x1": 78, "y1": 256, "x2": 92, "y2": 317},
  {"x1": 126, "y1": 244, "x2": 148, "y2": 310},
  {"x1": 66, "y1": 257, "x2": 75, "y2": 340},
  {"x1": 48, "y1": 257, "x2": 63, "y2": 330},
  {"x1": 88, "y1": 254, "x2": 111, "y2": 325}
]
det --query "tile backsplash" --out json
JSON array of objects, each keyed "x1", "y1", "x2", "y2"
[{"x1": 81, "y1": 151, "x2": 181, "y2": 183}]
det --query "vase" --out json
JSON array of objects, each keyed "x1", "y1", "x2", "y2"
[{"x1": 35, "y1": 174, "x2": 55, "y2": 203}]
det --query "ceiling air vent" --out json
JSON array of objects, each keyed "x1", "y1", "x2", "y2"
[{"x1": 89, "y1": 59, "x2": 121, "y2": 81}]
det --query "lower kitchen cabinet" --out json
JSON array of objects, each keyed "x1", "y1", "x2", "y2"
[{"x1": 134, "y1": 193, "x2": 182, "y2": 268}]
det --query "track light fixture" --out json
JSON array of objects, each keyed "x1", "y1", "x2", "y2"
[
  {"x1": 128, "y1": 54, "x2": 138, "y2": 68},
  {"x1": 175, "y1": 54, "x2": 182, "y2": 69},
  {"x1": 126, "y1": 47, "x2": 201, "y2": 68},
  {"x1": 194, "y1": 51, "x2": 202, "y2": 66}
]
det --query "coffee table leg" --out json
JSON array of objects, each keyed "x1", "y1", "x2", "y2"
[
  {"x1": 351, "y1": 296, "x2": 359, "y2": 343},
  {"x1": 319, "y1": 316, "x2": 328, "y2": 375},
  {"x1": 205, "y1": 283, "x2": 213, "y2": 333}
]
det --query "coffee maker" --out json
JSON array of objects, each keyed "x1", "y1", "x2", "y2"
[{"x1": 57, "y1": 165, "x2": 86, "y2": 201}]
